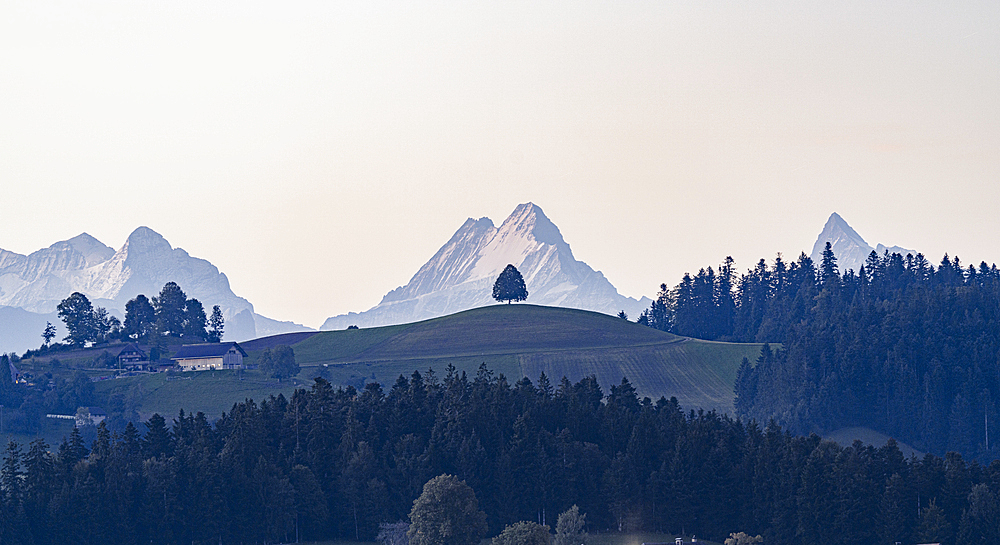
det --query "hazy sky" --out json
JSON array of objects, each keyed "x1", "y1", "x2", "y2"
[{"x1": 1, "y1": 1, "x2": 998, "y2": 328}]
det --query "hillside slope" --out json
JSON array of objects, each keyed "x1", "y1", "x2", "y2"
[{"x1": 290, "y1": 304, "x2": 761, "y2": 413}]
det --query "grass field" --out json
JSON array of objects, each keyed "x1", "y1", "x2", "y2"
[
  {"x1": 278, "y1": 305, "x2": 764, "y2": 414},
  {"x1": 93, "y1": 369, "x2": 306, "y2": 418},
  {"x1": 14, "y1": 305, "x2": 766, "y2": 422}
]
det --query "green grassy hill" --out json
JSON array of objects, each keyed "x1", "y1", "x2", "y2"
[
  {"x1": 267, "y1": 304, "x2": 764, "y2": 414},
  {"x1": 17, "y1": 305, "x2": 766, "y2": 424}
]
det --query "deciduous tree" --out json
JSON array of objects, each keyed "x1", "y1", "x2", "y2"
[
  {"x1": 492, "y1": 521, "x2": 550, "y2": 545},
  {"x1": 408, "y1": 474, "x2": 487, "y2": 545},
  {"x1": 493, "y1": 264, "x2": 528, "y2": 304},
  {"x1": 57, "y1": 292, "x2": 95, "y2": 347},
  {"x1": 259, "y1": 345, "x2": 299, "y2": 380},
  {"x1": 554, "y1": 505, "x2": 586, "y2": 545}
]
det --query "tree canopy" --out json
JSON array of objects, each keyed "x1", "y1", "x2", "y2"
[
  {"x1": 640, "y1": 248, "x2": 1000, "y2": 461},
  {"x1": 493, "y1": 264, "x2": 528, "y2": 304},
  {"x1": 408, "y1": 474, "x2": 488, "y2": 545},
  {"x1": 258, "y1": 345, "x2": 298, "y2": 379},
  {"x1": 56, "y1": 292, "x2": 95, "y2": 347},
  {"x1": 124, "y1": 294, "x2": 155, "y2": 341},
  {"x1": 153, "y1": 281, "x2": 187, "y2": 336},
  {"x1": 492, "y1": 522, "x2": 550, "y2": 545},
  {"x1": 0, "y1": 367, "x2": 998, "y2": 545}
]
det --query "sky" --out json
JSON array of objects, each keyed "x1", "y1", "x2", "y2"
[{"x1": 1, "y1": 1, "x2": 998, "y2": 328}]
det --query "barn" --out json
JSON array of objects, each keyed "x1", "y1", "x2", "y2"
[{"x1": 171, "y1": 342, "x2": 247, "y2": 371}]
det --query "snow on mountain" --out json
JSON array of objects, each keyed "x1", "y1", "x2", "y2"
[
  {"x1": 0, "y1": 227, "x2": 310, "y2": 353},
  {"x1": 321, "y1": 203, "x2": 652, "y2": 330},
  {"x1": 810, "y1": 213, "x2": 915, "y2": 274}
]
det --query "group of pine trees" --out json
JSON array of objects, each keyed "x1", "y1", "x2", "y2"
[
  {"x1": 2, "y1": 367, "x2": 999, "y2": 545},
  {"x1": 639, "y1": 245, "x2": 1000, "y2": 462},
  {"x1": 52, "y1": 282, "x2": 224, "y2": 349}
]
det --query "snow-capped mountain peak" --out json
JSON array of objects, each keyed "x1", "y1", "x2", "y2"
[
  {"x1": 0, "y1": 227, "x2": 312, "y2": 353},
  {"x1": 810, "y1": 213, "x2": 915, "y2": 273},
  {"x1": 322, "y1": 203, "x2": 650, "y2": 330}
]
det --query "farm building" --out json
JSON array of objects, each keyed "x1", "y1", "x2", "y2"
[
  {"x1": 172, "y1": 342, "x2": 247, "y2": 371},
  {"x1": 117, "y1": 343, "x2": 149, "y2": 370}
]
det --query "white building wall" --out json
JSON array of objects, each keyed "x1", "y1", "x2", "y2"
[{"x1": 177, "y1": 357, "x2": 225, "y2": 371}]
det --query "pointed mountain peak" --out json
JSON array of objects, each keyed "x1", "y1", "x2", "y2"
[
  {"x1": 811, "y1": 213, "x2": 916, "y2": 275},
  {"x1": 458, "y1": 216, "x2": 496, "y2": 233},
  {"x1": 123, "y1": 226, "x2": 172, "y2": 254},
  {"x1": 500, "y1": 202, "x2": 565, "y2": 247},
  {"x1": 64, "y1": 233, "x2": 115, "y2": 266},
  {"x1": 821, "y1": 212, "x2": 867, "y2": 246},
  {"x1": 66, "y1": 232, "x2": 104, "y2": 246}
]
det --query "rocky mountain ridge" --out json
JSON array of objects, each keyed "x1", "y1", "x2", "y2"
[
  {"x1": 810, "y1": 213, "x2": 915, "y2": 274},
  {"x1": 321, "y1": 203, "x2": 652, "y2": 330},
  {"x1": 0, "y1": 228, "x2": 310, "y2": 353}
]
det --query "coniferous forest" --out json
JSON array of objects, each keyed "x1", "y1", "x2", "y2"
[
  {"x1": 3, "y1": 246, "x2": 1000, "y2": 544},
  {"x1": 3, "y1": 366, "x2": 1000, "y2": 545},
  {"x1": 639, "y1": 247, "x2": 1000, "y2": 463}
]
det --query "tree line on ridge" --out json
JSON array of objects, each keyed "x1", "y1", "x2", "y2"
[
  {"x1": 637, "y1": 244, "x2": 1000, "y2": 462},
  {"x1": 2, "y1": 366, "x2": 999, "y2": 545}
]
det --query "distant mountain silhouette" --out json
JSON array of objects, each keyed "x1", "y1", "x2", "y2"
[
  {"x1": 321, "y1": 203, "x2": 651, "y2": 330},
  {"x1": 810, "y1": 213, "x2": 915, "y2": 274},
  {"x1": 0, "y1": 227, "x2": 310, "y2": 353}
]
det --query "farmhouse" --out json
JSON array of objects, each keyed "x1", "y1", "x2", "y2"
[
  {"x1": 172, "y1": 342, "x2": 247, "y2": 371},
  {"x1": 117, "y1": 343, "x2": 149, "y2": 370}
]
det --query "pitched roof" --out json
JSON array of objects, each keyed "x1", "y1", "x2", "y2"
[
  {"x1": 171, "y1": 342, "x2": 247, "y2": 360},
  {"x1": 118, "y1": 343, "x2": 146, "y2": 357}
]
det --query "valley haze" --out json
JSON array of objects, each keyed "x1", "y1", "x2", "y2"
[{"x1": 0, "y1": 3, "x2": 995, "y2": 332}]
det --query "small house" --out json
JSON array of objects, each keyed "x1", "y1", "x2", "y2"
[
  {"x1": 117, "y1": 343, "x2": 149, "y2": 370},
  {"x1": 172, "y1": 342, "x2": 247, "y2": 371}
]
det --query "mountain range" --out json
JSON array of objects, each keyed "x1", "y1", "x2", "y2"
[
  {"x1": 321, "y1": 203, "x2": 653, "y2": 330},
  {"x1": 809, "y1": 212, "x2": 914, "y2": 274},
  {"x1": 0, "y1": 208, "x2": 916, "y2": 354},
  {"x1": 0, "y1": 227, "x2": 310, "y2": 353}
]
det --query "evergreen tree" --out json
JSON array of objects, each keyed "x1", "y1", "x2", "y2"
[
  {"x1": 183, "y1": 297, "x2": 207, "y2": 340},
  {"x1": 124, "y1": 294, "x2": 156, "y2": 341},
  {"x1": 208, "y1": 305, "x2": 225, "y2": 342},
  {"x1": 42, "y1": 321, "x2": 56, "y2": 347},
  {"x1": 819, "y1": 241, "x2": 839, "y2": 285},
  {"x1": 153, "y1": 282, "x2": 187, "y2": 336},
  {"x1": 957, "y1": 484, "x2": 1000, "y2": 545}
]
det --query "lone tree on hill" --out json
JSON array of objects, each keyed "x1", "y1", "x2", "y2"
[{"x1": 493, "y1": 264, "x2": 528, "y2": 304}]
